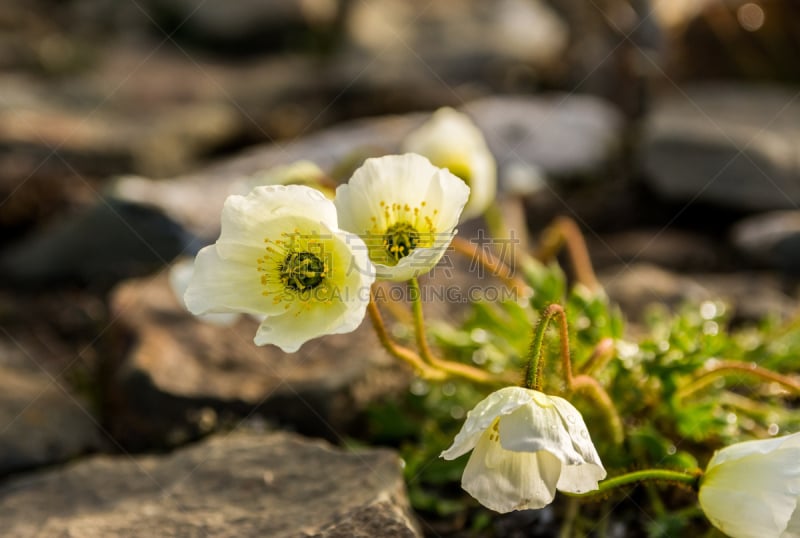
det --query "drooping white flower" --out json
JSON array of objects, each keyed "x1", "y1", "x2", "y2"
[
  {"x1": 698, "y1": 432, "x2": 800, "y2": 538},
  {"x1": 185, "y1": 185, "x2": 375, "y2": 352},
  {"x1": 441, "y1": 386, "x2": 606, "y2": 513},
  {"x1": 334, "y1": 153, "x2": 469, "y2": 281},
  {"x1": 402, "y1": 107, "x2": 496, "y2": 219}
]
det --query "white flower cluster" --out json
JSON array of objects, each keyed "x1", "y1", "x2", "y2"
[
  {"x1": 185, "y1": 153, "x2": 469, "y2": 352},
  {"x1": 183, "y1": 108, "x2": 492, "y2": 352}
]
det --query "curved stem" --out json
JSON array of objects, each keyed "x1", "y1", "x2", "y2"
[
  {"x1": 675, "y1": 359, "x2": 800, "y2": 401},
  {"x1": 449, "y1": 236, "x2": 531, "y2": 294},
  {"x1": 571, "y1": 374, "x2": 625, "y2": 445},
  {"x1": 579, "y1": 337, "x2": 616, "y2": 376},
  {"x1": 535, "y1": 216, "x2": 600, "y2": 292},
  {"x1": 367, "y1": 294, "x2": 445, "y2": 381},
  {"x1": 564, "y1": 469, "x2": 702, "y2": 499},
  {"x1": 408, "y1": 278, "x2": 435, "y2": 365},
  {"x1": 407, "y1": 278, "x2": 505, "y2": 386},
  {"x1": 525, "y1": 304, "x2": 570, "y2": 391}
]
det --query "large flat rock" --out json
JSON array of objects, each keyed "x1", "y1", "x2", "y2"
[
  {"x1": 0, "y1": 364, "x2": 106, "y2": 477},
  {"x1": 103, "y1": 269, "x2": 404, "y2": 449},
  {"x1": 643, "y1": 83, "x2": 800, "y2": 211},
  {"x1": 0, "y1": 430, "x2": 422, "y2": 538}
]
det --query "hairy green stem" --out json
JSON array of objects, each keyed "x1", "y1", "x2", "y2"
[
  {"x1": 565, "y1": 469, "x2": 702, "y2": 499},
  {"x1": 524, "y1": 304, "x2": 568, "y2": 390}
]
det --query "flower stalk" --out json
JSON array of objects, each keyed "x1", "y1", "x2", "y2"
[
  {"x1": 535, "y1": 216, "x2": 599, "y2": 292},
  {"x1": 565, "y1": 469, "x2": 702, "y2": 499},
  {"x1": 449, "y1": 236, "x2": 531, "y2": 295},
  {"x1": 525, "y1": 304, "x2": 624, "y2": 444},
  {"x1": 675, "y1": 359, "x2": 800, "y2": 401},
  {"x1": 407, "y1": 278, "x2": 504, "y2": 385}
]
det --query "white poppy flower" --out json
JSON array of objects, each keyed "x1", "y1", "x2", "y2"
[
  {"x1": 334, "y1": 153, "x2": 469, "y2": 282},
  {"x1": 402, "y1": 107, "x2": 496, "y2": 219},
  {"x1": 698, "y1": 432, "x2": 800, "y2": 538},
  {"x1": 441, "y1": 386, "x2": 606, "y2": 513},
  {"x1": 185, "y1": 185, "x2": 375, "y2": 352}
]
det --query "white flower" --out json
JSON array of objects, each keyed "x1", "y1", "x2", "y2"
[
  {"x1": 441, "y1": 386, "x2": 606, "y2": 513},
  {"x1": 185, "y1": 185, "x2": 375, "y2": 352},
  {"x1": 402, "y1": 107, "x2": 496, "y2": 219},
  {"x1": 334, "y1": 153, "x2": 469, "y2": 281},
  {"x1": 698, "y1": 432, "x2": 800, "y2": 538}
]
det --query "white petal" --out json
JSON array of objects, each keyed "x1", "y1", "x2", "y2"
[
  {"x1": 461, "y1": 430, "x2": 561, "y2": 513},
  {"x1": 169, "y1": 258, "x2": 239, "y2": 326},
  {"x1": 441, "y1": 387, "x2": 536, "y2": 460},
  {"x1": 220, "y1": 185, "x2": 337, "y2": 250},
  {"x1": 424, "y1": 163, "x2": 478, "y2": 226},
  {"x1": 373, "y1": 237, "x2": 453, "y2": 282},
  {"x1": 782, "y1": 501, "x2": 800, "y2": 538},
  {"x1": 550, "y1": 395, "x2": 606, "y2": 468},
  {"x1": 254, "y1": 299, "x2": 354, "y2": 352},
  {"x1": 497, "y1": 398, "x2": 585, "y2": 464},
  {"x1": 707, "y1": 431, "x2": 800, "y2": 468},
  {"x1": 700, "y1": 439, "x2": 800, "y2": 538},
  {"x1": 556, "y1": 462, "x2": 607, "y2": 494},
  {"x1": 402, "y1": 107, "x2": 495, "y2": 220},
  {"x1": 184, "y1": 246, "x2": 285, "y2": 316}
]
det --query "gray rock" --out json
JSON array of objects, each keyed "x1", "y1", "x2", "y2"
[
  {"x1": 0, "y1": 430, "x2": 422, "y2": 538},
  {"x1": 467, "y1": 94, "x2": 625, "y2": 185},
  {"x1": 643, "y1": 84, "x2": 800, "y2": 211},
  {"x1": 0, "y1": 73, "x2": 242, "y2": 179},
  {"x1": 112, "y1": 94, "x2": 624, "y2": 239},
  {"x1": 587, "y1": 228, "x2": 721, "y2": 272},
  {"x1": 732, "y1": 210, "x2": 800, "y2": 274},
  {"x1": 0, "y1": 365, "x2": 106, "y2": 476},
  {"x1": 601, "y1": 263, "x2": 714, "y2": 321},
  {"x1": 0, "y1": 198, "x2": 196, "y2": 288},
  {"x1": 104, "y1": 270, "x2": 405, "y2": 449},
  {"x1": 601, "y1": 263, "x2": 796, "y2": 323}
]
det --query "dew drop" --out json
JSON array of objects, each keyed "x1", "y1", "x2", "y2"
[
  {"x1": 410, "y1": 379, "x2": 429, "y2": 396},
  {"x1": 768, "y1": 423, "x2": 780, "y2": 436},
  {"x1": 470, "y1": 328, "x2": 488, "y2": 344},
  {"x1": 450, "y1": 406, "x2": 465, "y2": 420},
  {"x1": 667, "y1": 445, "x2": 677, "y2": 455},
  {"x1": 442, "y1": 382, "x2": 457, "y2": 397},
  {"x1": 700, "y1": 301, "x2": 718, "y2": 320},
  {"x1": 471, "y1": 349, "x2": 488, "y2": 365}
]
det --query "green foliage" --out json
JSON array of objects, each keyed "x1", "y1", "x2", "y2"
[{"x1": 362, "y1": 255, "x2": 800, "y2": 533}]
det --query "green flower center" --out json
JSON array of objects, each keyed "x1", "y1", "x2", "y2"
[
  {"x1": 280, "y1": 251, "x2": 326, "y2": 291},
  {"x1": 384, "y1": 222, "x2": 420, "y2": 262}
]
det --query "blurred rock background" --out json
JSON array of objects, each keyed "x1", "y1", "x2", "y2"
[{"x1": 0, "y1": 1, "x2": 799, "y2": 536}]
